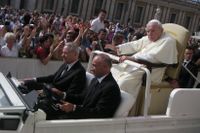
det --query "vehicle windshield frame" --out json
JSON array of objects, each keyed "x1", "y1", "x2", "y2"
[
  {"x1": 6, "y1": 75, "x2": 37, "y2": 112},
  {"x1": 0, "y1": 72, "x2": 34, "y2": 113}
]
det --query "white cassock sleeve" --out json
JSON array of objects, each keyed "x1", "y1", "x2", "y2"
[
  {"x1": 117, "y1": 33, "x2": 178, "y2": 84},
  {"x1": 118, "y1": 36, "x2": 149, "y2": 55},
  {"x1": 132, "y1": 33, "x2": 177, "y2": 64}
]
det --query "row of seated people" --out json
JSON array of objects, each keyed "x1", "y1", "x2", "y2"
[{"x1": 22, "y1": 43, "x2": 122, "y2": 120}]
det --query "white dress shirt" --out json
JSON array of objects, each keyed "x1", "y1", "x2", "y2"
[
  {"x1": 0, "y1": 43, "x2": 22, "y2": 57},
  {"x1": 90, "y1": 17, "x2": 105, "y2": 33}
]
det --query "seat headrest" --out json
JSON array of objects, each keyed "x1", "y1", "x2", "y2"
[
  {"x1": 162, "y1": 23, "x2": 190, "y2": 79},
  {"x1": 114, "y1": 90, "x2": 135, "y2": 117}
]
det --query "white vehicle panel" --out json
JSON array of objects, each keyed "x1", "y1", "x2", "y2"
[
  {"x1": 126, "y1": 116, "x2": 200, "y2": 133},
  {"x1": 35, "y1": 118, "x2": 126, "y2": 133}
]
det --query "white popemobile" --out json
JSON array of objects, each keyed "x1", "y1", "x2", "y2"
[{"x1": 0, "y1": 23, "x2": 200, "y2": 133}]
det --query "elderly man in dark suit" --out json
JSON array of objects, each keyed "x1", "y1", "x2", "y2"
[
  {"x1": 56, "y1": 54, "x2": 121, "y2": 119},
  {"x1": 23, "y1": 42, "x2": 86, "y2": 119}
]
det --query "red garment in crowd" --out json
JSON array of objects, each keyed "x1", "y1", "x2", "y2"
[{"x1": 35, "y1": 46, "x2": 49, "y2": 60}]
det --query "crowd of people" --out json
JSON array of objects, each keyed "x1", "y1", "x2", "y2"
[
  {"x1": 0, "y1": 6, "x2": 146, "y2": 64},
  {"x1": 0, "y1": 6, "x2": 200, "y2": 120}
]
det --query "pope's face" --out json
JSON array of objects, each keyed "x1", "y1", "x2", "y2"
[{"x1": 146, "y1": 23, "x2": 163, "y2": 42}]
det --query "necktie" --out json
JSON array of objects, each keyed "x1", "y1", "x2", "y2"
[
  {"x1": 94, "y1": 78, "x2": 99, "y2": 87},
  {"x1": 87, "y1": 78, "x2": 99, "y2": 97},
  {"x1": 60, "y1": 65, "x2": 68, "y2": 77},
  {"x1": 183, "y1": 61, "x2": 188, "y2": 67},
  {"x1": 83, "y1": 77, "x2": 99, "y2": 105}
]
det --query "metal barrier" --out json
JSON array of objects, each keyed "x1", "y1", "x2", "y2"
[{"x1": 0, "y1": 57, "x2": 87, "y2": 79}]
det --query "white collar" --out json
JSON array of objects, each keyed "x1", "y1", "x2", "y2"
[
  {"x1": 66, "y1": 60, "x2": 78, "y2": 71},
  {"x1": 97, "y1": 73, "x2": 109, "y2": 83},
  {"x1": 183, "y1": 59, "x2": 191, "y2": 63}
]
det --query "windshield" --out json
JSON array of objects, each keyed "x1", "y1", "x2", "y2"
[
  {"x1": 0, "y1": 84, "x2": 11, "y2": 107},
  {"x1": 7, "y1": 75, "x2": 38, "y2": 112},
  {"x1": 0, "y1": 73, "x2": 24, "y2": 109}
]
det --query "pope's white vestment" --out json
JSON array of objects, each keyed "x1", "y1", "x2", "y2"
[{"x1": 111, "y1": 32, "x2": 178, "y2": 107}]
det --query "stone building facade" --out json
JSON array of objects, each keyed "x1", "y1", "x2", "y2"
[{"x1": 2, "y1": 0, "x2": 200, "y2": 34}]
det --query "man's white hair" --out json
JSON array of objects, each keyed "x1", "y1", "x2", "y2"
[
  {"x1": 147, "y1": 19, "x2": 163, "y2": 29},
  {"x1": 4, "y1": 32, "x2": 16, "y2": 42},
  {"x1": 64, "y1": 42, "x2": 80, "y2": 54}
]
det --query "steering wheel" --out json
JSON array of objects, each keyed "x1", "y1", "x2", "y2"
[
  {"x1": 42, "y1": 83, "x2": 62, "y2": 103},
  {"x1": 38, "y1": 83, "x2": 62, "y2": 111}
]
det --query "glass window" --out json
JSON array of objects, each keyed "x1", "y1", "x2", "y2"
[
  {"x1": 185, "y1": 16, "x2": 191, "y2": 29},
  {"x1": 135, "y1": 6, "x2": 143, "y2": 23},
  {"x1": 170, "y1": 13, "x2": 176, "y2": 23},
  {"x1": 70, "y1": 0, "x2": 80, "y2": 14},
  {"x1": 45, "y1": 0, "x2": 54, "y2": 10},
  {"x1": 114, "y1": 2, "x2": 124, "y2": 20},
  {"x1": 197, "y1": 18, "x2": 200, "y2": 31},
  {"x1": 0, "y1": 0, "x2": 6, "y2": 6}
]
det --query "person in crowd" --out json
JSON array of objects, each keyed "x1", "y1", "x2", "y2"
[
  {"x1": 35, "y1": 33, "x2": 60, "y2": 65},
  {"x1": 87, "y1": 28, "x2": 108, "y2": 56},
  {"x1": 23, "y1": 43, "x2": 86, "y2": 119},
  {"x1": 0, "y1": 25, "x2": 7, "y2": 47},
  {"x1": 18, "y1": 24, "x2": 37, "y2": 58},
  {"x1": 192, "y1": 44, "x2": 200, "y2": 67},
  {"x1": 127, "y1": 27, "x2": 135, "y2": 42},
  {"x1": 104, "y1": 20, "x2": 110, "y2": 33},
  {"x1": 90, "y1": 9, "x2": 107, "y2": 33},
  {"x1": 29, "y1": 10, "x2": 40, "y2": 26},
  {"x1": 104, "y1": 31, "x2": 125, "y2": 55},
  {"x1": 107, "y1": 23, "x2": 115, "y2": 43},
  {"x1": 131, "y1": 27, "x2": 146, "y2": 41},
  {"x1": 22, "y1": 12, "x2": 31, "y2": 26},
  {"x1": 0, "y1": 32, "x2": 22, "y2": 57},
  {"x1": 38, "y1": 16, "x2": 49, "y2": 37},
  {"x1": 79, "y1": 27, "x2": 96, "y2": 62},
  {"x1": 51, "y1": 32, "x2": 64, "y2": 60},
  {"x1": 108, "y1": 19, "x2": 178, "y2": 105},
  {"x1": 56, "y1": 54, "x2": 121, "y2": 119},
  {"x1": 115, "y1": 22, "x2": 123, "y2": 33},
  {"x1": 178, "y1": 46, "x2": 198, "y2": 88},
  {"x1": 51, "y1": 16, "x2": 61, "y2": 34},
  {"x1": 65, "y1": 29, "x2": 77, "y2": 43}
]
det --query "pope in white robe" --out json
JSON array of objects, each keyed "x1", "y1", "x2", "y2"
[{"x1": 111, "y1": 19, "x2": 178, "y2": 106}]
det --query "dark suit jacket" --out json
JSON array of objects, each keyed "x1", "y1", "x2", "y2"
[
  {"x1": 178, "y1": 61, "x2": 198, "y2": 88},
  {"x1": 60, "y1": 73, "x2": 121, "y2": 119},
  {"x1": 36, "y1": 61, "x2": 86, "y2": 100}
]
